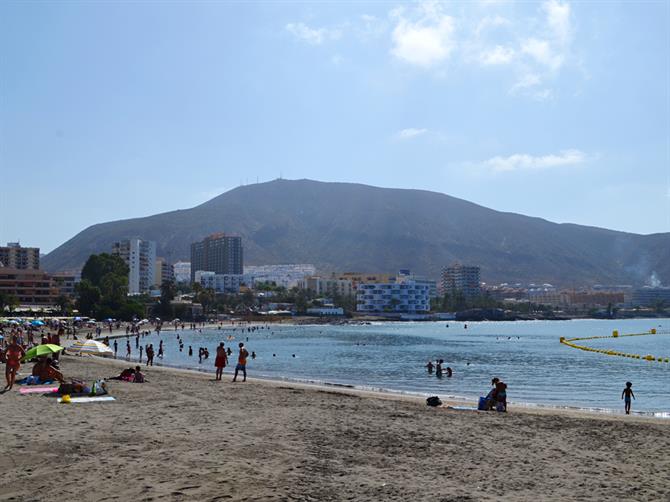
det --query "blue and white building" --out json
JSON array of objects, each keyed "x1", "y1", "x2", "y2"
[
  {"x1": 356, "y1": 281, "x2": 430, "y2": 313},
  {"x1": 194, "y1": 271, "x2": 243, "y2": 294}
]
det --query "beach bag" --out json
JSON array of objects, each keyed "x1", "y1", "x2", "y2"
[
  {"x1": 426, "y1": 396, "x2": 442, "y2": 407},
  {"x1": 478, "y1": 397, "x2": 488, "y2": 411}
]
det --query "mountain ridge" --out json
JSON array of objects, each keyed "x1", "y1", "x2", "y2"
[{"x1": 42, "y1": 179, "x2": 669, "y2": 286}]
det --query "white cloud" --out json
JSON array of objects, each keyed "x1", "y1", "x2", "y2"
[
  {"x1": 485, "y1": 149, "x2": 587, "y2": 172},
  {"x1": 390, "y1": 4, "x2": 456, "y2": 68},
  {"x1": 474, "y1": 15, "x2": 510, "y2": 37},
  {"x1": 480, "y1": 45, "x2": 515, "y2": 65},
  {"x1": 285, "y1": 22, "x2": 341, "y2": 45},
  {"x1": 521, "y1": 38, "x2": 564, "y2": 71},
  {"x1": 543, "y1": 0, "x2": 572, "y2": 45},
  {"x1": 395, "y1": 128, "x2": 428, "y2": 140}
]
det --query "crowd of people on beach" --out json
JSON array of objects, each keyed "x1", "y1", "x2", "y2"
[{"x1": 0, "y1": 317, "x2": 642, "y2": 414}]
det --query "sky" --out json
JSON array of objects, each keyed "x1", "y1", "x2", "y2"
[{"x1": 1, "y1": 0, "x2": 669, "y2": 254}]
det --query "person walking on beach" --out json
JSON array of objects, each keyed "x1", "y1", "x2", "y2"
[
  {"x1": 622, "y1": 382, "x2": 635, "y2": 415},
  {"x1": 158, "y1": 340, "x2": 164, "y2": 359},
  {"x1": 126, "y1": 340, "x2": 131, "y2": 360},
  {"x1": 4, "y1": 337, "x2": 25, "y2": 390},
  {"x1": 215, "y1": 343, "x2": 228, "y2": 381},
  {"x1": 232, "y1": 342, "x2": 249, "y2": 382},
  {"x1": 113, "y1": 340, "x2": 118, "y2": 358}
]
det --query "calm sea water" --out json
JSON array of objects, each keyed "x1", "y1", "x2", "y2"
[{"x1": 125, "y1": 318, "x2": 670, "y2": 416}]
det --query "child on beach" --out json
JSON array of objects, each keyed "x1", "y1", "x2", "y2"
[{"x1": 622, "y1": 382, "x2": 635, "y2": 415}]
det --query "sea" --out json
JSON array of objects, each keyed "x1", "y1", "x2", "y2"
[{"x1": 124, "y1": 318, "x2": 670, "y2": 416}]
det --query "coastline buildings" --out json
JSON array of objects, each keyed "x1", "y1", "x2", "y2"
[
  {"x1": 356, "y1": 281, "x2": 430, "y2": 313},
  {"x1": 154, "y1": 257, "x2": 174, "y2": 287},
  {"x1": 194, "y1": 271, "x2": 243, "y2": 294},
  {"x1": 190, "y1": 233, "x2": 243, "y2": 283},
  {"x1": 442, "y1": 264, "x2": 481, "y2": 298},
  {"x1": 298, "y1": 276, "x2": 354, "y2": 297},
  {"x1": 111, "y1": 239, "x2": 156, "y2": 295},
  {"x1": 631, "y1": 286, "x2": 670, "y2": 307},
  {"x1": 244, "y1": 264, "x2": 316, "y2": 289},
  {"x1": 173, "y1": 261, "x2": 191, "y2": 283},
  {"x1": 0, "y1": 268, "x2": 58, "y2": 306},
  {"x1": 0, "y1": 242, "x2": 40, "y2": 270}
]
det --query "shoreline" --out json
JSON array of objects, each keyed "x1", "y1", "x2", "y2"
[
  {"x1": 71, "y1": 353, "x2": 670, "y2": 423},
  {"x1": 2, "y1": 353, "x2": 669, "y2": 501}
]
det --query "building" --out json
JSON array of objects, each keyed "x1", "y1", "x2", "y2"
[
  {"x1": 306, "y1": 307, "x2": 344, "y2": 316},
  {"x1": 111, "y1": 239, "x2": 156, "y2": 295},
  {"x1": 190, "y1": 233, "x2": 243, "y2": 283},
  {"x1": 154, "y1": 257, "x2": 174, "y2": 287},
  {"x1": 173, "y1": 261, "x2": 191, "y2": 283},
  {"x1": 0, "y1": 242, "x2": 40, "y2": 270},
  {"x1": 356, "y1": 281, "x2": 430, "y2": 313},
  {"x1": 396, "y1": 270, "x2": 438, "y2": 298},
  {"x1": 51, "y1": 270, "x2": 81, "y2": 298},
  {"x1": 441, "y1": 264, "x2": 481, "y2": 298},
  {"x1": 333, "y1": 272, "x2": 397, "y2": 290},
  {"x1": 0, "y1": 268, "x2": 58, "y2": 307},
  {"x1": 194, "y1": 271, "x2": 243, "y2": 294},
  {"x1": 298, "y1": 276, "x2": 353, "y2": 297},
  {"x1": 243, "y1": 264, "x2": 316, "y2": 289},
  {"x1": 631, "y1": 287, "x2": 670, "y2": 307}
]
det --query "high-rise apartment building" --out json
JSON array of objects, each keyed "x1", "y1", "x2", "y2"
[
  {"x1": 0, "y1": 242, "x2": 40, "y2": 270},
  {"x1": 111, "y1": 239, "x2": 156, "y2": 294},
  {"x1": 441, "y1": 264, "x2": 481, "y2": 298},
  {"x1": 190, "y1": 233, "x2": 243, "y2": 282},
  {"x1": 154, "y1": 257, "x2": 174, "y2": 288}
]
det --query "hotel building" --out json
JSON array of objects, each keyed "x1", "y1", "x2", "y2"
[{"x1": 111, "y1": 239, "x2": 157, "y2": 295}]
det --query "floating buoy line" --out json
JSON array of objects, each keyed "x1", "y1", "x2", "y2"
[{"x1": 560, "y1": 328, "x2": 670, "y2": 363}]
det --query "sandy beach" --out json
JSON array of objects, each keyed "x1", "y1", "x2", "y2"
[{"x1": 1, "y1": 355, "x2": 668, "y2": 502}]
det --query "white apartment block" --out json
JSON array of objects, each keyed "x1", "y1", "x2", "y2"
[
  {"x1": 173, "y1": 261, "x2": 191, "y2": 283},
  {"x1": 112, "y1": 239, "x2": 156, "y2": 295},
  {"x1": 244, "y1": 264, "x2": 316, "y2": 289},
  {"x1": 356, "y1": 281, "x2": 430, "y2": 313},
  {"x1": 194, "y1": 270, "x2": 243, "y2": 294}
]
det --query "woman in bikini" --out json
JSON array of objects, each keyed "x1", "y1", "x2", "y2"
[{"x1": 5, "y1": 337, "x2": 26, "y2": 390}]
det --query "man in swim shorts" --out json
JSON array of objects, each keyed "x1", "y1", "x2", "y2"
[
  {"x1": 232, "y1": 342, "x2": 249, "y2": 382},
  {"x1": 5, "y1": 337, "x2": 25, "y2": 390}
]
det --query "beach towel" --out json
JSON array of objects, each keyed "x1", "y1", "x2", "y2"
[
  {"x1": 446, "y1": 406, "x2": 479, "y2": 411},
  {"x1": 19, "y1": 386, "x2": 59, "y2": 395},
  {"x1": 57, "y1": 396, "x2": 116, "y2": 403}
]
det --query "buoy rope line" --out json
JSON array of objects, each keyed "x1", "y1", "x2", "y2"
[{"x1": 560, "y1": 329, "x2": 670, "y2": 363}]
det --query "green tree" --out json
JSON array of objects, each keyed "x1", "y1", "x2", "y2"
[
  {"x1": 81, "y1": 253, "x2": 129, "y2": 288},
  {"x1": 55, "y1": 294, "x2": 74, "y2": 315},
  {"x1": 0, "y1": 292, "x2": 19, "y2": 313},
  {"x1": 75, "y1": 279, "x2": 101, "y2": 317}
]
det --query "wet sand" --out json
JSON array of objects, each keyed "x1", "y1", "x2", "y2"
[{"x1": 0, "y1": 355, "x2": 668, "y2": 501}]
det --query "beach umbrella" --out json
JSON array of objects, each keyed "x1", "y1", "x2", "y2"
[
  {"x1": 69, "y1": 339, "x2": 114, "y2": 357},
  {"x1": 31, "y1": 320, "x2": 45, "y2": 326},
  {"x1": 21, "y1": 344, "x2": 64, "y2": 362}
]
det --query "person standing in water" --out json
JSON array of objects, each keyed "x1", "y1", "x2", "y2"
[
  {"x1": 426, "y1": 361, "x2": 434, "y2": 374},
  {"x1": 435, "y1": 359, "x2": 443, "y2": 378},
  {"x1": 233, "y1": 342, "x2": 249, "y2": 382},
  {"x1": 622, "y1": 382, "x2": 635, "y2": 415},
  {"x1": 215, "y1": 343, "x2": 228, "y2": 381}
]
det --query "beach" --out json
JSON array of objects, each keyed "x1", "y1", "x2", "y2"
[{"x1": 1, "y1": 355, "x2": 668, "y2": 501}]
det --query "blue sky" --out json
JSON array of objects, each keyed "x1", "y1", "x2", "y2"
[{"x1": 1, "y1": 0, "x2": 669, "y2": 253}]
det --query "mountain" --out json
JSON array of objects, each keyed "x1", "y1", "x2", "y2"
[{"x1": 42, "y1": 179, "x2": 669, "y2": 286}]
